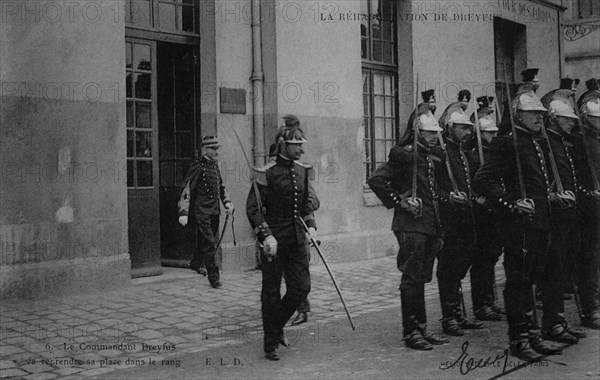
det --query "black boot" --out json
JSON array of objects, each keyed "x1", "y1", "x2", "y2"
[
  {"x1": 419, "y1": 324, "x2": 449, "y2": 345},
  {"x1": 404, "y1": 330, "x2": 433, "y2": 351},
  {"x1": 291, "y1": 312, "x2": 308, "y2": 326},
  {"x1": 529, "y1": 331, "x2": 563, "y2": 355},
  {"x1": 442, "y1": 317, "x2": 464, "y2": 336}
]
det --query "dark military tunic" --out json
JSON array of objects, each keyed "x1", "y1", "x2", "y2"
[
  {"x1": 367, "y1": 143, "x2": 444, "y2": 336},
  {"x1": 436, "y1": 137, "x2": 477, "y2": 322},
  {"x1": 468, "y1": 140, "x2": 504, "y2": 313},
  {"x1": 570, "y1": 126, "x2": 600, "y2": 316},
  {"x1": 473, "y1": 126, "x2": 552, "y2": 340},
  {"x1": 541, "y1": 127, "x2": 580, "y2": 330},
  {"x1": 178, "y1": 156, "x2": 230, "y2": 283},
  {"x1": 246, "y1": 154, "x2": 319, "y2": 353}
]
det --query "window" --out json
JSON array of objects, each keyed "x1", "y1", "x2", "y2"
[
  {"x1": 126, "y1": 40, "x2": 155, "y2": 188},
  {"x1": 361, "y1": 0, "x2": 397, "y2": 181},
  {"x1": 578, "y1": 0, "x2": 600, "y2": 18},
  {"x1": 126, "y1": 0, "x2": 198, "y2": 34}
]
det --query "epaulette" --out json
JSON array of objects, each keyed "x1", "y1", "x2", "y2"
[
  {"x1": 402, "y1": 144, "x2": 414, "y2": 152},
  {"x1": 563, "y1": 139, "x2": 574, "y2": 148},
  {"x1": 252, "y1": 162, "x2": 275, "y2": 186},
  {"x1": 294, "y1": 161, "x2": 313, "y2": 169}
]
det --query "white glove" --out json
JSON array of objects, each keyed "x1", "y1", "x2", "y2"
[
  {"x1": 225, "y1": 202, "x2": 235, "y2": 215},
  {"x1": 307, "y1": 227, "x2": 317, "y2": 240},
  {"x1": 178, "y1": 216, "x2": 188, "y2": 227},
  {"x1": 263, "y1": 235, "x2": 278, "y2": 258}
]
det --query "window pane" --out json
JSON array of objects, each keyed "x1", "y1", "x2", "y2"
[
  {"x1": 383, "y1": 43, "x2": 393, "y2": 64},
  {"x1": 129, "y1": 0, "x2": 151, "y2": 28},
  {"x1": 176, "y1": 103, "x2": 193, "y2": 131},
  {"x1": 126, "y1": 73, "x2": 132, "y2": 98},
  {"x1": 385, "y1": 97, "x2": 393, "y2": 117},
  {"x1": 385, "y1": 118, "x2": 393, "y2": 138},
  {"x1": 382, "y1": 21, "x2": 392, "y2": 41},
  {"x1": 126, "y1": 43, "x2": 132, "y2": 69},
  {"x1": 136, "y1": 132, "x2": 152, "y2": 157},
  {"x1": 135, "y1": 73, "x2": 151, "y2": 99},
  {"x1": 127, "y1": 131, "x2": 134, "y2": 157},
  {"x1": 373, "y1": 74, "x2": 383, "y2": 94},
  {"x1": 160, "y1": 161, "x2": 174, "y2": 187},
  {"x1": 363, "y1": 95, "x2": 370, "y2": 117},
  {"x1": 382, "y1": 0, "x2": 393, "y2": 19},
  {"x1": 372, "y1": 20, "x2": 381, "y2": 39},
  {"x1": 177, "y1": 160, "x2": 191, "y2": 186},
  {"x1": 134, "y1": 44, "x2": 151, "y2": 71},
  {"x1": 159, "y1": 2, "x2": 177, "y2": 31},
  {"x1": 181, "y1": 5, "x2": 195, "y2": 32},
  {"x1": 362, "y1": 71, "x2": 370, "y2": 94},
  {"x1": 374, "y1": 118, "x2": 385, "y2": 139},
  {"x1": 374, "y1": 96, "x2": 384, "y2": 117},
  {"x1": 371, "y1": 0, "x2": 380, "y2": 17},
  {"x1": 175, "y1": 134, "x2": 192, "y2": 158},
  {"x1": 361, "y1": 38, "x2": 368, "y2": 60},
  {"x1": 364, "y1": 117, "x2": 370, "y2": 137},
  {"x1": 127, "y1": 160, "x2": 134, "y2": 187},
  {"x1": 126, "y1": 101, "x2": 134, "y2": 128},
  {"x1": 136, "y1": 102, "x2": 151, "y2": 129},
  {"x1": 160, "y1": 134, "x2": 174, "y2": 159},
  {"x1": 137, "y1": 161, "x2": 153, "y2": 187},
  {"x1": 375, "y1": 140, "x2": 386, "y2": 164},
  {"x1": 373, "y1": 41, "x2": 382, "y2": 62},
  {"x1": 384, "y1": 75, "x2": 392, "y2": 95}
]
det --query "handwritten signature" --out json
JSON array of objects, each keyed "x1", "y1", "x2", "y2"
[{"x1": 439, "y1": 341, "x2": 509, "y2": 375}]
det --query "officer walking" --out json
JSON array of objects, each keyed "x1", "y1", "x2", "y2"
[
  {"x1": 178, "y1": 136, "x2": 234, "y2": 288},
  {"x1": 468, "y1": 97, "x2": 505, "y2": 321},
  {"x1": 436, "y1": 108, "x2": 485, "y2": 335},
  {"x1": 246, "y1": 115, "x2": 319, "y2": 361},
  {"x1": 473, "y1": 90, "x2": 563, "y2": 360},
  {"x1": 368, "y1": 108, "x2": 449, "y2": 351}
]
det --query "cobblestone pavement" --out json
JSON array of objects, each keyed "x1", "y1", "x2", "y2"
[{"x1": 8, "y1": 253, "x2": 595, "y2": 380}]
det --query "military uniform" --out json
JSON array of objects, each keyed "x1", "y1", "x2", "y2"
[
  {"x1": 539, "y1": 93, "x2": 582, "y2": 342},
  {"x1": 473, "y1": 90, "x2": 562, "y2": 360},
  {"x1": 468, "y1": 98, "x2": 504, "y2": 320},
  {"x1": 368, "y1": 111, "x2": 448, "y2": 350},
  {"x1": 572, "y1": 92, "x2": 600, "y2": 329},
  {"x1": 246, "y1": 117, "x2": 319, "y2": 359},
  {"x1": 179, "y1": 144, "x2": 231, "y2": 287},
  {"x1": 435, "y1": 109, "x2": 483, "y2": 335}
]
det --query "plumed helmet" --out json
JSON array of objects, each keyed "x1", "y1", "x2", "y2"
[
  {"x1": 478, "y1": 115, "x2": 498, "y2": 132},
  {"x1": 580, "y1": 92, "x2": 600, "y2": 117},
  {"x1": 513, "y1": 91, "x2": 547, "y2": 113},
  {"x1": 276, "y1": 115, "x2": 307, "y2": 144},
  {"x1": 418, "y1": 112, "x2": 443, "y2": 132}
]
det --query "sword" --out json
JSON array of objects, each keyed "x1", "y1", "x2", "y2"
[
  {"x1": 472, "y1": 95, "x2": 485, "y2": 165},
  {"x1": 299, "y1": 217, "x2": 357, "y2": 331}
]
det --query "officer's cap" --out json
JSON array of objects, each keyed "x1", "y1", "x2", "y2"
[
  {"x1": 514, "y1": 91, "x2": 547, "y2": 113},
  {"x1": 202, "y1": 136, "x2": 220, "y2": 148},
  {"x1": 277, "y1": 115, "x2": 307, "y2": 144},
  {"x1": 418, "y1": 112, "x2": 443, "y2": 132}
]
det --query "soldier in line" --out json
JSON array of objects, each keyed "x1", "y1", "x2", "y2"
[
  {"x1": 473, "y1": 90, "x2": 563, "y2": 361},
  {"x1": 178, "y1": 136, "x2": 234, "y2": 288},
  {"x1": 368, "y1": 106, "x2": 450, "y2": 351},
  {"x1": 468, "y1": 97, "x2": 505, "y2": 321},
  {"x1": 572, "y1": 90, "x2": 600, "y2": 330},
  {"x1": 246, "y1": 116, "x2": 319, "y2": 361},
  {"x1": 436, "y1": 107, "x2": 485, "y2": 336},
  {"x1": 539, "y1": 91, "x2": 587, "y2": 343}
]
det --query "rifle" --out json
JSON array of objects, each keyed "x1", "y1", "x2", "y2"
[
  {"x1": 539, "y1": 123, "x2": 576, "y2": 206},
  {"x1": 472, "y1": 96, "x2": 485, "y2": 165},
  {"x1": 407, "y1": 74, "x2": 423, "y2": 217}
]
